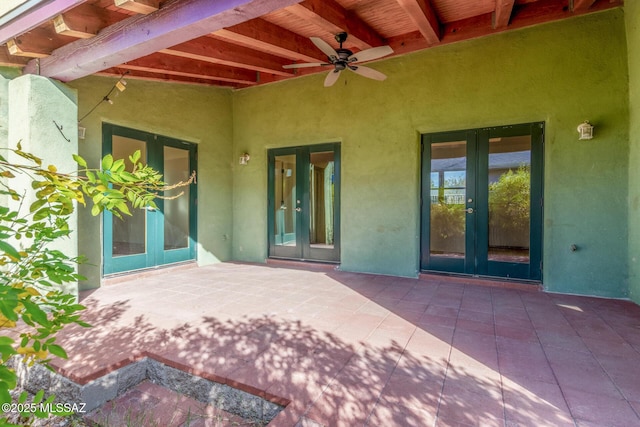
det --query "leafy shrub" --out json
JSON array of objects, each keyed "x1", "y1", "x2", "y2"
[
  {"x1": 0, "y1": 144, "x2": 190, "y2": 425},
  {"x1": 488, "y1": 166, "x2": 530, "y2": 243}
]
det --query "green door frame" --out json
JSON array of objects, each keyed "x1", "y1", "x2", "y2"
[
  {"x1": 102, "y1": 123, "x2": 197, "y2": 275},
  {"x1": 421, "y1": 122, "x2": 544, "y2": 281},
  {"x1": 267, "y1": 143, "x2": 341, "y2": 263}
]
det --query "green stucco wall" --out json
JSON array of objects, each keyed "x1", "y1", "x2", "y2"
[
  {"x1": 68, "y1": 77, "x2": 234, "y2": 290},
  {"x1": 0, "y1": 68, "x2": 21, "y2": 217},
  {"x1": 6, "y1": 74, "x2": 79, "y2": 296},
  {"x1": 232, "y1": 9, "x2": 630, "y2": 297},
  {"x1": 627, "y1": 1, "x2": 640, "y2": 304}
]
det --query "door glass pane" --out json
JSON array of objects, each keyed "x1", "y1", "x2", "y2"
[
  {"x1": 164, "y1": 146, "x2": 190, "y2": 250},
  {"x1": 488, "y1": 136, "x2": 531, "y2": 263},
  {"x1": 112, "y1": 136, "x2": 146, "y2": 257},
  {"x1": 309, "y1": 151, "x2": 335, "y2": 249},
  {"x1": 274, "y1": 154, "x2": 296, "y2": 246},
  {"x1": 430, "y1": 141, "x2": 466, "y2": 257}
]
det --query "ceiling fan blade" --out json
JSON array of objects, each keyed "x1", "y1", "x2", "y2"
[
  {"x1": 348, "y1": 45, "x2": 393, "y2": 63},
  {"x1": 311, "y1": 37, "x2": 338, "y2": 59},
  {"x1": 324, "y1": 69, "x2": 341, "y2": 87},
  {"x1": 349, "y1": 65, "x2": 387, "y2": 81},
  {"x1": 283, "y1": 62, "x2": 328, "y2": 69}
]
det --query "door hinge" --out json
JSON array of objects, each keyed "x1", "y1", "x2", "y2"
[
  {"x1": 540, "y1": 261, "x2": 543, "y2": 271},
  {"x1": 540, "y1": 197, "x2": 544, "y2": 208}
]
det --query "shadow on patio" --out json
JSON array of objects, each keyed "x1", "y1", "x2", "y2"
[{"x1": 49, "y1": 263, "x2": 640, "y2": 426}]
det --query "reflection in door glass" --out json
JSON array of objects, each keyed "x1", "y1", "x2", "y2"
[
  {"x1": 430, "y1": 141, "x2": 466, "y2": 257},
  {"x1": 164, "y1": 146, "x2": 190, "y2": 250},
  {"x1": 112, "y1": 136, "x2": 147, "y2": 257},
  {"x1": 488, "y1": 136, "x2": 531, "y2": 263},
  {"x1": 274, "y1": 155, "x2": 297, "y2": 246},
  {"x1": 309, "y1": 151, "x2": 335, "y2": 249}
]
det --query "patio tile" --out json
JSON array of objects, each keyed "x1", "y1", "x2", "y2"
[
  {"x1": 47, "y1": 263, "x2": 640, "y2": 427},
  {"x1": 366, "y1": 401, "x2": 437, "y2": 427},
  {"x1": 502, "y1": 377, "x2": 574, "y2": 427},
  {"x1": 379, "y1": 370, "x2": 443, "y2": 409},
  {"x1": 563, "y1": 388, "x2": 640, "y2": 427},
  {"x1": 419, "y1": 312, "x2": 458, "y2": 329},
  {"x1": 457, "y1": 309, "x2": 494, "y2": 324},
  {"x1": 494, "y1": 323, "x2": 539, "y2": 342},
  {"x1": 455, "y1": 318, "x2": 496, "y2": 336},
  {"x1": 437, "y1": 381, "x2": 504, "y2": 427}
]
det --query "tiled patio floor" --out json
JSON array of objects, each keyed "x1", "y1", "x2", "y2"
[{"x1": 51, "y1": 262, "x2": 640, "y2": 426}]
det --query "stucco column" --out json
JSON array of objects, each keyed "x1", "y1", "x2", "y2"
[
  {"x1": 1, "y1": 73, "x2": 10, "y2": 208},
  {"x1": 7, "y1": 74, "x2": 79, "y2": 298}
]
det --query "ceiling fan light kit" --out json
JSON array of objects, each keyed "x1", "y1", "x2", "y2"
[{"x1": 283, "y1": 32, "x2": 393, "y2": 87}]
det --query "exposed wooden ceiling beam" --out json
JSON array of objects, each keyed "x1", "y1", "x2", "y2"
[
  {"x1": 572, "y1": 0, "x2": 597, "y2": 12},
  {"x1": 387, "y1": 0, "x2": 622, "y2": 56},
  {"x1": 119, "y1": 53, "x2": 258, "y2": 85},
  {"x1": 162, "y1": 37, "x2": 293, "y2": 77},
  {"x1": 6, "y1": 39, "x2": 49, "y2": 58},
  {"x1": 23, "y1": 0, "x2": 304, "y2": 81},
  {"x1": 6, "y1": 27, "x2": 74, "y2": 58},
  {"x1": 493, "y1": 0, "x2": 515, "y2": 29},
  {"x1": 97, "y1": 67, "x2": 248, "y2": 88},
  {"x1": 285, "y1": 0, "x2": 384, "y2": 50},
  {"x1": 54, "y1": 4, "x2": 115, "y2": 38},
  {"x1": 0, "y1": 0, "x2": 87, "y2": 45},
  {"x1": 394, "y1": 0, "x2": 440, "y2": 45},
  {"x1": 114, "y1": 0, "x2": 160, "y2": 15},
  {"x1": 0, "y1": 45, "x2": 30, "y2": 66},
  {"x1": 213, "y1": 19, "x2": 326, "y2": 63}
]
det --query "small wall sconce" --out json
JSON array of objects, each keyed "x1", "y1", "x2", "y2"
[
  {"x1": 577, "y1": 120, "x2": 594, "y2": 140},
  {"x1": 239, "y1": 153, "x2": 250, "y2": 165},
  {"x1": 78, "y1": 126, "x2": 86, "y2": 140}
]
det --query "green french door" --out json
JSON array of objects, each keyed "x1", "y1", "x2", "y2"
[
  {"x1": 103, "y1": 124, "x2": 197, "y2": 275},
  {"x1": 421, "y1": 122, "x2": 543, "y2": 281},
  {"x1": 268, "y1": 143, "x2": 340, "y2": 262}
]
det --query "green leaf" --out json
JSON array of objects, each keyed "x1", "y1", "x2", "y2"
[
  {"x1": 130, "y1": 149, "x2": 141, "y2": 164},
  {"x1": 116, "y1": 201, "x2": 131, "y2": 216},
  {"x1": 73, "y1": 153, "x2": 87, "y2": 167},
  {"x1": 0, "y1": 300, "x2": 18, "y2": 321},
  {"x1": 33, "y1": 389, "x2": 44, "y2": 404},
  {"x1": 30, "y1": 198, "x2": 47, "y2": 213},
  {"x1": 111, "y1": 159, "x2": 125, "y2": 173},
  {"x1": 0, "y1": 240, "x2": 21, "y2": 259},
  {"x1": 0, "y1": 337, "x2": 14, "y2": 346},
  {"x1": 0, "y1": 386, "x2": 12, "y2": 406},
  {"x1": 101, "y1": 154, "x2": 113, "y2": 171},
  {"x1": 33, "y1": 207, "x2": 52, "y2": 221},
  {"x1": 46, "y1": 344, "x2": 67, "y2": 359},
  {"x1": 91, "y1": 204, "x2": 101, "y2": 216},
  {"x1": 0, "y1": 345, "x2": 16, "y2": 361},
  {"x1": 0, "y1": 368, "x2": 16, "y2": 387},
  {"x1": 22, "y1": 300, "x2": 51, "y2": 328}
]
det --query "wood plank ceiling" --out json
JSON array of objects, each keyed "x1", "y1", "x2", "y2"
[{"x1": 0, "y1": 0, "x2": 623, "y2": 89}]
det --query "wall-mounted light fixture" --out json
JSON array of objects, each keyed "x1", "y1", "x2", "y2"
[
  {"x1": 239, "y1": 153, "x2": 250, "y2": 165},
  {"x1": 577, "y1": 120, "x2": 594, "y2": 140}
]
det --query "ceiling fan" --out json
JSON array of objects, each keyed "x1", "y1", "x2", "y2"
[{"x1": 283, "y1": 32, "x2": 394, "y2": 87}]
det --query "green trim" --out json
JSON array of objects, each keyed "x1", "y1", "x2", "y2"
[
  {"x1": 267, "y1": 143, "x2": 341, "y2": 262},
  {"x1": 421, "y1": 122, "x2": 544, "y2": 281},
  {"x1": 102, "y1": 123, "x2": 197, "y2": 275}
]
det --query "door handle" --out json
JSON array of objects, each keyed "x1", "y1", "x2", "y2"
[
  {"x1": 295, "y1": 207, "x2": 302, "y2": 212},
  {"x1": 466, "y1": 207, "x2": 474, "y2": 214}
]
